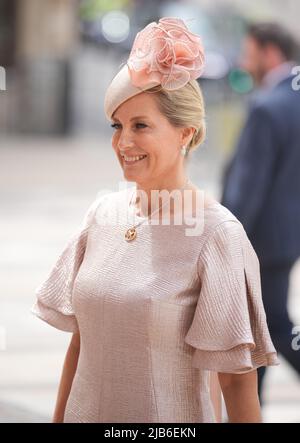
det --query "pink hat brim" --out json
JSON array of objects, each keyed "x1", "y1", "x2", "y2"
[{"x1": 104, "y1": 64, "x2": 160, "y2": 121}]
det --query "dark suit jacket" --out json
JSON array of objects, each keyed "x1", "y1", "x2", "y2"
[{"x1": 221, "y1": 75, "x2": 300, "y2": 265}]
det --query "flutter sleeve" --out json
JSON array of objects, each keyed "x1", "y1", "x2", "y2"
[
  {"x1": 184, "y1": 219, "x2": 280, "y2": 373},
  {"x1": 30, "y1": 196, "x2": 102, "y2": 333}
]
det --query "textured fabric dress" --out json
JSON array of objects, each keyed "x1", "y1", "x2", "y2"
[{"x1": 31, "y1": 188, "x2": 279, "y2": 423}]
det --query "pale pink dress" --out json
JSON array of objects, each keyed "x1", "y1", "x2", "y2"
[{"x1": 31, "y1": 188, "x2": 279, "y2": 423}]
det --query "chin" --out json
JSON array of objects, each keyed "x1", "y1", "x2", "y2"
[{"x1": 123, "y1": 171, "x2": 139, "y2": 181}]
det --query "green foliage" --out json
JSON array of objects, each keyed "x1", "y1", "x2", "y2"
[{"x1": 79, "y1": 0, "x2": 130, "y2": 20}]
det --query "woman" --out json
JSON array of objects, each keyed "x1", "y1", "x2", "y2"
[{"x1": 31, "y1": 17, "x2": 279, "y2": 423}]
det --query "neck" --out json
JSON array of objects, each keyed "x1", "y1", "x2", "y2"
[
  {"x1": 134, "y1": 176, "x2": 190, "y2": 217},
  {"x1": 261, "y1": 60, "x2": 294, "y2": 88}
]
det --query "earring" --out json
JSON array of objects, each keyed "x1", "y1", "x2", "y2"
[{"x1": 180, "y1": 145, "x2": 187, "y2": 156}]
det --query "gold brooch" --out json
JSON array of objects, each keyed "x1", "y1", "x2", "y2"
[{"x1": 125, "y1": 227, "x2": 137, "y2": 242}]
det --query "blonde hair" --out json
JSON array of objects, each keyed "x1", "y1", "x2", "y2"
[{"x1": 146, "y1": 79, "x2": 206, "y2": 154}]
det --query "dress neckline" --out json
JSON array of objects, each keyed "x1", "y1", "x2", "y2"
[{"x1": 126, "y1": 186, "x2": 218, "y2": 224}]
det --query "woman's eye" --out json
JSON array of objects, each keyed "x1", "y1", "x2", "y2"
[{"x1": 110, "y1": 122, "x2": 147, "y2": 130}]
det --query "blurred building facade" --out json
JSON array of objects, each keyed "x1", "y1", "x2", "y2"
[
  {"x1": 0, "y1": 0, "x2": 78, "y2": 134},
  {"x1": 202, "y1": 0, "x2": 300, "y2": 39}
]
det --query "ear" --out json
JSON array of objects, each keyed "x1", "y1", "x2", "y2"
[
  {"x1": 265, "y1": 43, "x2": 287, "y2": 64},
  {"x1": 181, "y1": 127, "x2": 196, "y2": 146}
]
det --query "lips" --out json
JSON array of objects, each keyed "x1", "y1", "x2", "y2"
[{"x1": 121, "y1": 154, "x2": 147, "y2": 165}]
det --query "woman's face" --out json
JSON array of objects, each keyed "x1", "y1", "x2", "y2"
[{"x1": 111, "y1": 92, "x2": 191, "y2": 188}]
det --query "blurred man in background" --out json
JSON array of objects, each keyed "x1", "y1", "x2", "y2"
[{"x1": 221, "y1": 22, "x2": 300, "y2": 402}]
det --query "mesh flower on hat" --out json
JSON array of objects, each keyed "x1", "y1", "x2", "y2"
[
  {"x1": 103, "y1": 17, "x2": 206, "y2": 120},
  {"x1": 126, "y1": 17, "x2": 205, "y2": 91}
]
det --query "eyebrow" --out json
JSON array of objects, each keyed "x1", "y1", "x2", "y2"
[{"x1": 112, "y1": 115, "x2": 149, "y2": 122}]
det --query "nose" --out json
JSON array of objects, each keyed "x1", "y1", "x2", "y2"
[
  {"x1": 117, "y1": 128, "x2": 135, "y2": 151},
  {"x1": 239, "y1": 54, "x2": 249, "y2": 72}
]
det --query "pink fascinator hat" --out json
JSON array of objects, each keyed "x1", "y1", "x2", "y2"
[{"x1": 104, "y1": 17, "x2": 205, "y2": 120}]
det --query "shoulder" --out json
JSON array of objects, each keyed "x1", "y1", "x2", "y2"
[
  {"x1": 202, "y1": 199, "x2": 243, "y2": 237},
  {"x1": 205, "y1": 217, "x2": 247, "y2": 252},
  {"x1": 249, "y1": 80, "x2": 295, "y2": 120},
  {"x1": 199, "y1": 203, "x2": 258, "y2": 271},
  {"x1": 247, "y1": 98, "x2": 277, "y2": 125}
]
